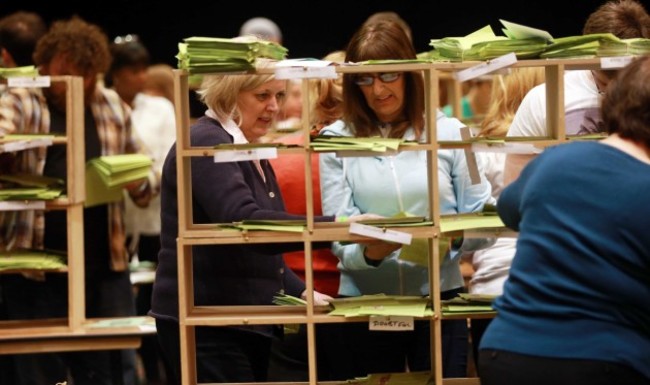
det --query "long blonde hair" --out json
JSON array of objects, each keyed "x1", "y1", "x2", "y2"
[
  {"x1": 309, "y1": 50, "x2": 345, "y2": 132},
  {"x1": 478, "y1": 67, "x2": 545, "y2": 138}
]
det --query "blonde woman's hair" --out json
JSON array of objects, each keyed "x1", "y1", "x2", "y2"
[
  {"x1": 197, "y1": 71, "x2": 277, "y2": 125},
  {"x1": 478, "y1": 67, "x2": 545, "y2": 138},
  {"x1": 309, "y1": 50, "x2": 345, "y2": 131}
]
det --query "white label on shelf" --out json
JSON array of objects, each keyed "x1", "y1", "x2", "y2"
[
  {"x1": 139, "y1": 323, "x2": 157, "y2": 333},
  {"x1": 349, "y1": 222, "x2": 412, "y2": 245},
  {"x1": 600, "y1": 56, "x2": 633, "y2": 69},
  {"x1": 213, "y1": 148, "x2": 278, "y2": 162},
  {"x1": 369, "y1": 315, "x2": 414, "y2": 331},
  {"x1": 454, "y1": 52, "x2": 518, "y2": 82},
  {"x1": 0, "y1": 200, "x2": 46, "y2": 211},
  {"x1": 8, "y1": 76, "x2": 51, "y2": 88},
  {"x1": 275, "y1": 66, "x2": 337, "y2": 79},
  {"x1": 275, "y1": 59, "x2": 333, "y2": 67}
]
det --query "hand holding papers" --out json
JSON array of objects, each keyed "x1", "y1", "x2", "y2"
[{"x1": 85, "y1": 154, "x2": 152, "y2": 207}]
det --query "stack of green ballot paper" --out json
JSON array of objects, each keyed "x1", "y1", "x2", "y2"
[
  {"x1": 0, "y1": 65, "x2": 39, "y2": 78},
  {"x1": 0, "y1": 249, "x2": 66, "y2": 271},
  {"x1": 329, "y1": 294, "x2": 432, "y2": 317},
  {"x1": 177, "y1": 36, "x2": 288, "y2": 74},
  {"x1": 0, "y1": 174, "x2": 64, "y2": 201},
  {"x1": 442, "y1": 293, "x2": 496, "y2": 316},
  {"x1": 85, "y1": 154, "x2": 152, "y2": 207},
  {"x1": 428, "y1": 23, "x2": 550, "y2": 62},
  {"x1": 310, "y1": 136, "x2": 404, "y2": 152},
  {"x1": 541, "y1": 33, "x2": 622, "y2": 58},
  {"x1": 597, "y1": 37, "x2": 650, "y2": 56}
]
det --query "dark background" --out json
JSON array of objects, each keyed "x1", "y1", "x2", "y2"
[{"x1": 2, "y1": 1, "x2": 649, "y2": 66}]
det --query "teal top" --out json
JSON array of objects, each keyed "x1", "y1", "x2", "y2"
[{"x1": 442, "y1": 96, "x2": 473, "y2": 120}]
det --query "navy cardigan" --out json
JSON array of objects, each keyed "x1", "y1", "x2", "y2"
[{"x1": 150, "y1": 116, "x2": 334, "y2": 337}]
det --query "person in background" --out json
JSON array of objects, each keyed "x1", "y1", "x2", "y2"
[
  {"x1": 0, "y1": 10, "x2": 47, "y2": 385},
  {"x1": 441, "y1": 76, "x2": 492, "y2": 126},
  {"x1": 363, "y1": 11, "x2": 412, "y2": 41},
  {"x1": 318, "y1": 19, "x2": 492, "y2": 379},
  {"x1": 503, "y1": 0, "x2": 650, "y2": 184},
  {"x1": 105, "y1": 35, "x2": 150, "y2": 108},
  {"x1": 0, "y1": 16, "x2": 154, "y2": 385},
  {"x1": 309, "y1": 50, "x2": 346, "y2": 133},
  {"x1": 0, "y1": 11, "x2": 46, "y2": 68},
  {"x1": 126, "y1": 62, "x2": 177, "y2": 385},
  {"x1": 149, "y1": 55, "x2": 377, "y2": 384},
  {"x1": 144, "y1": 63, "x2": 175, "y2": 103},
  {"x1": 274, "y1": 79, "x2": 302, "y2": 131},
  {"x1": 463, "y1": 67, "x2": 545, "y2": 371},
  {"x1": 479, "y1": 54, "x2": 650, "y2": 385},
  {"x1": 239, "y1": 16, "x2": 282, "y2": 44}
]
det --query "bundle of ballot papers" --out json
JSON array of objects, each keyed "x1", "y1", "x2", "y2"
[
  {"x1": 0, "y1": 174, "x2": 64, "y2": 201},
  {"x1": 428, "y1": 22, "x2": 551, "y2": 61},
  {"x1": 0, "y1": 249, "x2": 66, "y2": 271},
  {"x1": 426, "y1": 20, "x2": 650, "y2": 61},
  {"x1": 0, "y1": 65, "x2": 39, "y2": 79},
  {"x1": 176, "y1": 36, "x2": 288, "y2": 74},
  {"x1": 85, "y1": 154, "x2": 152, "y2": 207}
]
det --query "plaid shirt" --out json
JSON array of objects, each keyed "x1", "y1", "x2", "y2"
[{"x1": 0, "y1": 84, "x2": 153, "y2": 271}]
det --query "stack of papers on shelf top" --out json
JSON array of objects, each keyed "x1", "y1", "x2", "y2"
[
  {"x1": 442, "y1": 293, "x2": 496, "y2": 315},
  {"x1": 597, "y1": 37, "x2": 650, "y2": 57},
  {"x1": 0, "y1": 174, "x2": 64, "y2": 201},
  {"x1": 329, "y1": 294, "x2": 432, "y2": 317},
  {"x1": 85, "y1": 154, "x2": 152, "y2": 207},
  {"x1": 0, "y1": 65, "x2": 39, "y2": 78},
  {"x1": 428, "y1": 24, "x2": 548, "y2": 61},
  {"x1": 309, "y1": 135, "x2": 405, "y2": 152},
  {"x1": 273, "y1": 293, "x2": 433, "y2": 317},
  {"x1": 540, "y1": 33, "x2": 622, "y2": 58},
  {"x1": 0, "y1": 249, "x2": 66, "y2": 271},
  {"x1": 176, "y1": 36, "x2": 288, "y2": 74}
]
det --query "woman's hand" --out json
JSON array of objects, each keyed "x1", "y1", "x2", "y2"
[{"x1": 301, "y1": 289, "x2": 334, "y2": 306}]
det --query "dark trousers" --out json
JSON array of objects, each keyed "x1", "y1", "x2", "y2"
[
  {"x1": 469, "y1": 317, "x2": 492, "y2": 374},
  {"x1": 156, "y1": 319, "x2": 272, "y2": 385},
  {"x1": 479, "y1": 349, "x2": 648, "y2": 385},
  {"x1": 133, "y1": 234, "x2": 173, "y2": 384}
]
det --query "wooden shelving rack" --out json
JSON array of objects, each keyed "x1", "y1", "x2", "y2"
[
  {"x1": 172, "y1": 57, "x2": 607, "y2": 385},
  {"x1": 0, "y1": 76, "x2": 152, "y2": 357}
]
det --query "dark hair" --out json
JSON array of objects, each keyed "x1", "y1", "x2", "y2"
[
  {"x1": 0, "y1": 11, "x2": 46, "y2": 66},
  {"x1": 33, "y1": 16, "x2": 111, "y2": 74},
  {"x1": 601, "y1": 56, "x2": 650, "y2": 149},
  {"x1": 105, "y1": 38, "x2": 150, "y2": 86},
  {"x1": 343, "y1": 19, "x2": 424, "y2": 139},
  {"x1": 583, "y1": 0, "x2": 650, "y2": 38},
  {"x1": 363, "y1": 11, "x2": 412, "y2": 42},
  {"x1": 108, "y1": 40, "x2": 150, "y2": 74}
]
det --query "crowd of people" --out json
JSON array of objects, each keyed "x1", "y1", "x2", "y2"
[{"x1": 1, "y1": 1, "x2": 649, "y2": 384}]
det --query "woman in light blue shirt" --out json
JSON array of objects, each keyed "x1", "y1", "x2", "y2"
[{"x1": 318, "y1": 19, "x2": 491, "y2": 379}]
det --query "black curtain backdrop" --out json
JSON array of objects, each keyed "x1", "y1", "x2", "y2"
[{"x1": 2, "y1": 1, "x2": 648, "y2": 67}]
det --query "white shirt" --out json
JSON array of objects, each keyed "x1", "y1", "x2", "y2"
[{"x1": 124, "y1": 93, "x2": 176, "y2": 235}]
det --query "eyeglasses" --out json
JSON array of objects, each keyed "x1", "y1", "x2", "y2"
[{"x1": 354, "y1": 72, "x2": 401, "y2": 86}]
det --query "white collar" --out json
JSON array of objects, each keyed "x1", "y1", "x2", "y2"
[{"x1": 205, "y1": 109, "x2": 249, "y2": 144}]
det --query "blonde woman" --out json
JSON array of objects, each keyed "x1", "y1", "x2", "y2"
[{"x1": 468, "y1": 67, "x2": 545, "y2": 370}]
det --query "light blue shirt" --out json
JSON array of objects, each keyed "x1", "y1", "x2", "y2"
[{"x1": 319, "y1": 110, "x2": 492, "y2": 296}]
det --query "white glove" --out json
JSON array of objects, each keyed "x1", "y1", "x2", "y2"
[{"x1": 301, "y1": 289, "x2": 334, "y2": 306}]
